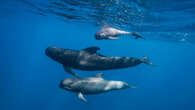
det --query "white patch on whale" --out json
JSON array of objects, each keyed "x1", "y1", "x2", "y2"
[
  {"x1": 87, "y1": 78, "x2": 103, "y2": 83},
  {"x1": 104, "y1": 81, "x2": 124, "y2": 91}
]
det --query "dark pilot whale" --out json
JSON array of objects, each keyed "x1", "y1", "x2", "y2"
[
  {"x1": 45, "y1": 46, "x2": 153, "y2": 77},
  {"x1": 95, "y1": 26, "x2": 144, "y2": 40},
  {"x1": 59, "y1": 73, "x2": 135, "y2": 103}
]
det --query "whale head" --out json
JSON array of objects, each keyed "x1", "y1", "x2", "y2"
[
  {"x1": 45, "y1": 47, "x2": 78, "y2": 66},
  {"x1": 46, "y1": 47, "x2": 63, "y2": 59},
  {"x1": 59, "y1": 78, "x2": 78, "y2": 92},
  {"x1": 94, "y1": 30, "x2": 106, "y2": 40},
  {"x1": 94, "y1": 33, "x2": 102, "y2": 40}
]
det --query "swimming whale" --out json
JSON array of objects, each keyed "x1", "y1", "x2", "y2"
[
  {"x1": 95, "y1": 26, "x2": 144, "y2": 40},
  {"x1": 59, "y1": 73, "x2": 135, "y2": 103},
  {"x1": 45, "y1": 46, "x2": 153, "y2": 77}
]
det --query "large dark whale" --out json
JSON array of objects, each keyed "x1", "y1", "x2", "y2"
[
  {"x1": 45, "y1": 46, "x2": 153, "y2": 77},
  {"x1": 59, "y1": 73, "x2": 135, "y2": 103}
]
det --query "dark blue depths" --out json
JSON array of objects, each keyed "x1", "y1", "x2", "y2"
[{"x1": 0, "y1": 0, "x2": 195, "y2": 110}]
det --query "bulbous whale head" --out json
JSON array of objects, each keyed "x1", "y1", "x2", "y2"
[
  {"x1": 59, "y1": 78, "x2": 79, "y2": 92},
  {"x1": 45, "y1": 46, "x2": 78, "y2": 66},
  {"x1": 45, "y1": 46, "x2": 63, "y2": 58},
  {"x1": 94, "y1": 29, "x2": 106, "y2": 40},
  {"x1": 94, "y1": 32, "x2": 101, "y2": 40}
]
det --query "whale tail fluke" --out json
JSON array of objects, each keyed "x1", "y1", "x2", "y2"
[
  {"x1": 141, "y1": 56, "x2": 154, "y2": 66},
  {"x1": 127, "y1": 85, "x2": 136, "y2": 88},
  {"x1": 131, "y1": 32, "x2": 144, "y2": 39}
]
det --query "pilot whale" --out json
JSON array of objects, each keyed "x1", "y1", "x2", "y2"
[
  {"x1": 45, "y1": 46, "x2": 153, "y2": 77},
  {"x1": 59, "y1": 73, "x2": 135, "y2": 103},
  {"x1": 95, "y1": 26, "x2": 144, "y2": 40}
]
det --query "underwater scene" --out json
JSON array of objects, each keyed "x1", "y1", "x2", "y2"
[{"x1": 1, "y1": 0, "x2": 195, "y2": 110}]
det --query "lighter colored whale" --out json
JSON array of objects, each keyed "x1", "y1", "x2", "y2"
[
  {"x1": 95, "y1": 26, "x2": 144, "y2": 40},
  {"x1": 59, "y1": 73, "x2": 135, "y2": 103}
]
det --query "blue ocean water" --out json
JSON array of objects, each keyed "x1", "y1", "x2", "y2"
[{"x1": 1, "y1": 0, "x2": 195, "y2": 110}]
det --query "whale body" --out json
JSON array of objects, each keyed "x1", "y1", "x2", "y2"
[
  {"x1": 95, "y1": 26, "x2": 143, "y2": 40},
  {"x1": 59, "y1": 73, "x2": 135, "y2": 103},
  {"x1": 45, "y1": 46, "x2": 153, "y2": 77}
]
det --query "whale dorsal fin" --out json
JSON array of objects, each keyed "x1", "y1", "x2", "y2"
[
  {"x1": 93, "y1": 72, "x2": 104, "y2": 78},
  {"x1": 83, "y1": 47, "x2": 100, "y2": 54}
]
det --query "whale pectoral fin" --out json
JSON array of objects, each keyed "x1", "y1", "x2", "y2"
[
  {"x1": 108, "y1": 36, "x2": 119, "y2": 40},
  {"x1": 94, "y1": 72, "x2": 104, "y2": 78},
  {"x1": 83, "y1": 46, "x2": 100, "y2": 54},
  {"x1": 63, "y1": 66, "x2": 79, "y2": 78},
  {"x1": 78, "y1": 92, "x2": 87, "y2": 103}
]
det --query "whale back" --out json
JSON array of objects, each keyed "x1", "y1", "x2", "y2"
[{"x1": 75, "y1": 52, "x2": 142, "y2": 70}]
